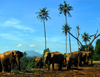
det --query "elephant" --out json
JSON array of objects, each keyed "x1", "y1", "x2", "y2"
[
  {"x1": 0, "y1": 52, "x2": 15, "y2": 73},
  {"x1": 64, "y1": 51, "x2": 83, "y2": 69},
  {"x1": 2, "y1": 50, "x2": 24, "y2": 72},
  {"x1": 81, "y1": 51, "x2": 93, "y2": 66},
  {"x1": 33, "y1": 56, "x2": 43, "y2": 68},
  {"x1": 44, "y1": 51, "x2": 64, "y2": 71}
]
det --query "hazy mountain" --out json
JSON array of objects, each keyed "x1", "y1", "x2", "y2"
[{"x1": 24, "y1": 50, "x2": 43, "y2": 57}]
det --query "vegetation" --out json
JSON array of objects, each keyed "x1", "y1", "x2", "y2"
[
  {"x1": 36, "y1": 7, "x2": 51, "y2": 50},
  {"x1": 81, "y1": 32, "x2": 91, "y2": 47},
  {"x1": 58, "y1": 1, "x2": 73, "y2": 54},
  {"x1": 42, "y1": 48, "x2": 50, "y2": 66},
  {"x1": 79, "y1": 44, "x2": 94, "y2": 52},
  {"x1": 93, "y1": 39, "x2": 100, "y2": 61},
  {"x1": 74, "y1": 25, "x2": 80, "y2": 50},
  {"x1": 19, "y1": 57, "x2": 34, "y2": 70},
  {"x1": 62, "y1": 23, "x2": 71, "y2": 53},
  {"x1": 23, "y1": 52, "x2": 27, "y2": 58}
]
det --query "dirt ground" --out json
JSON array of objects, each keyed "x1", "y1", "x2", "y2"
[{"x1": 0, "y1": 61, "x2": 100, "y2": 77}]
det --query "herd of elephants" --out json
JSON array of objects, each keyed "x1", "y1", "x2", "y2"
[
  {"x1": 33, "y1": 51, "x2": 92, "y2": 70},
  {"x1": 0, "y1": 50, "x2": 92, "y2": 73}
]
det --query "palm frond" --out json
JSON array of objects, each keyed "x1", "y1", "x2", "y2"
[
  {"x1": 36, "y1": 7, "x2": 51, "y2": 21},
  {"x1": 58, "y1": 1, "x2": 73, "y2": 17}
]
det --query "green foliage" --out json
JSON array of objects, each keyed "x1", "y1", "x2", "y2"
[
  {"x1": 26, "y1": 62, "x2": 34, "y2": 69},
  {"x1": 36, "y1": 7, "x2": 51, "y2": 22},
  {"x1": 23, "y1": 52, "x2": 27, "y2": 58},
  {"x1": 42, "y1": 48, "x2": 50, "y2": 66},
  {"x1": 81, "y1": 32, "x2": 91, "y2": 46},
  {"x1": 62, "y1": 23, "x2": 71, "y2": 35},
  {"x1": 19, "y1": 57, "x2": 33, "y2": 70},
  {"x1": 79, "y1": 44, "x2": 94, "y2": 52},
  {"x1": 93, "y1": 39, "x2": 100, "y2": 61},
  {"x1": 58, "y1": 1, "x2": 73, "y2": 16}
]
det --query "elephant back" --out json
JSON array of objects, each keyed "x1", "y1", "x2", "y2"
[
  {"x1": 64, "y1": 53, "x2": 70, "y2": 57},
  {"x1": 51, "y1": 51, "x2": 62, "y2": 55},
  {"x1": 35, "y1": 56, "x2": 42, "y2": 62}
]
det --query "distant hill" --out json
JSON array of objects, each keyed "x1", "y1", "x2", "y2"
[{"x1": 24, "y1": 50, "x2": 43, "y2": 57}]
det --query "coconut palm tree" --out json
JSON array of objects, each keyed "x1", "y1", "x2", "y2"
[
  {"x1": 36, "y1": 7, "x2": 51, "y2": 50},
  {"x1": 81, "y1": 32, "x2": 91, "y2": 50},
  {"x1": 75, "y1": 25, "x2": 80, "y2": 50},
  {"x1": 82, "y1": 32, "x2": 91, "y2": 46},
  {"x1": 62, "y1": 23, "x2": 71, "y2": 53},
  {"x1": 58, "y1": 1, "x2": 73, "y2": 24},
  {"x1": 58, "y1": 1, "x2": 73, "y2": 53}
]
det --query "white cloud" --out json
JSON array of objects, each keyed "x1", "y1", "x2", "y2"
[
  {"x1": 35, "y1": 50, "x2": 38, "y2": 52},
  {"x1": 1, "y1": 18, "x2": 35, "y2": 33},
  {"x1": 6, "y1": 47, "x2": 8, "y2": 49},
  {"x1": 29, "y1": 44, "x2": 35, "y2": 47},
  {"x1": 17, "y1": 44, "x2": 22, "y2": 47}
]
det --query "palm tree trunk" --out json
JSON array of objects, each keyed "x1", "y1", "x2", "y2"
[
  {"x1": 66, "y1": 34, "x2": 67, "y2": 54},
  {"x1": 43, "y1": 19, "x2": 47, "y2": 50},
  {"x1": 77, "y1": 30, "x2": 79, "y2": 50},
  {"x1": 65, "y1": 14, "x2": 67, "y2": 24},
  {"x1": 65, "y1": 14, "x2": 67, "y2": 54},
  {"x1": 69, "y1": 33, "x2": 71, "y2": 53}
]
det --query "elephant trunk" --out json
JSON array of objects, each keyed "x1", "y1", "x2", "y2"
[{"x1": 16, "y1": 57, "x2": 20, "y2": 71}]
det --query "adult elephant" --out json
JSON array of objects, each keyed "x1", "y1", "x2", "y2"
[
  {"x1": 44, "y1": 51, "x2": 64, "y2": 71},
  {"x1": 65, "y1": 51, "x2": 83, "y2": 69},
  {"x1": 81, "y1": 51, "x2": 93, "y2": 66},
  {"x1": 33, "y1": 56, "x2": 43, "y2": 68},
  {"x1": 3, "y1": 50, "x2": 24, "y2": 72},
  {"x1": 1, "y1": 52, "x2": 15, "y2": 73}
]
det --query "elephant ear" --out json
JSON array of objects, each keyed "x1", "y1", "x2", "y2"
[{"x1": 51, "y1": 53, "x2": 54, "y2": 58}]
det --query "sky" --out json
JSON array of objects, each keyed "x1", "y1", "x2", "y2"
[{"x1": 0, "y1": 0, "x2": 100, "y2": 54}]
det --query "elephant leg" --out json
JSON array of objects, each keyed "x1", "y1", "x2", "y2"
[
  {"x1": 48, "y1": 61, "x2": 50, "y2": 70},
  {"x1": 39, "y1": 63, "x2": 41, "y2": 68},
  {"x1": 10, "y1": 62, "x2": 14, "y2": 72},
  {"x1": 52, "y1": 63, "x2": 54, "y2": 71},
  {"x1": 67, "y1": 59, "x2": 72, "y2": 70},
  {"x1": 79, "y1": 59, "x2": 82, "y2": 66},
  {"x1": 2, "y1": 64, "x2": 5, "y2": 73},
  {"x1": 0, "y1": 64, "x2": 2, "y2": 72},
  {"x1": 58, "y1": 64, "x2": 62, "y2": 70},
  {"x1": 91, "y1": 58, "x2": 93, "y2": 66},
  {"x1": 5, "y1": 65, "x2": 11, "y2": 72}
]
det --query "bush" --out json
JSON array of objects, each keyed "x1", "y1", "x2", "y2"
[
  {"x1": 20, "y1": 57, "x2": 33, "y2": 70},
  {"x1": 26, "y1": 62, "x2": 34, "y2": 69}
]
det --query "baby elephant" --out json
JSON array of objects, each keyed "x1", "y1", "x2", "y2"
[{"x1": 33, "y1": 56, "x2": 43, "y2": 68}]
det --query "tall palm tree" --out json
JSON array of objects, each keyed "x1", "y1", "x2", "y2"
[
  {"x1": 58, "y1": 1, "x2": 73, "y2": 53},
  {"x1": 58, "y1": 1, "x2": 73, "y2": 24},
  {"x1": 36, "y1": 7, "x2": 51, "y2": 50},
  {"x1": 62, "y1": 23, "x2": 71, "y2": 53},
  {"x1": 75, "y1": 25, "x2": 80, "y2": 50},
  {"x1": 81, "y1": 32, "x2": 91, "y2": 50}
]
